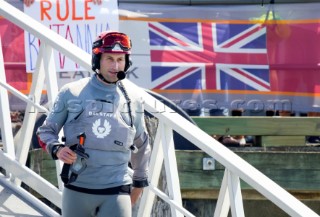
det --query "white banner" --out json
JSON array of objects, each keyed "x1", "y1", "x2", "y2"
[{"x1": 24, "y1": 0, "x2": 119, "y2": 72}]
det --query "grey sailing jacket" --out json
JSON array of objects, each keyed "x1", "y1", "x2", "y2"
[{"x1": 37, "y1": 75, "x2": 151, "y2": 189}]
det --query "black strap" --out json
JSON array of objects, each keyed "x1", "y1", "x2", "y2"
[
  {"x1": 60, "y1": 164, "x2": 81, "y2": 185},
  {"x1": 65, "y1": 184, "x2": 131, "y2": 195},
  {"x1": 60, "y1": 164, "x2": 71, "y2": 184},
  {"x1": 132, "y1": 179, "x2": 149, "y2": 188},
  {"x1": 118, "y1": 82, "x2": 139, "y2": 153},
  {"x1": 118, "y1": 81, "x2": 133, "y2": 127},
  {"x1": 60, "y1": 145, "x2": 80, "y2": 185}
]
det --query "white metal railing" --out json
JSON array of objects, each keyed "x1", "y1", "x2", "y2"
[{"x1": 0, "y1": 1, "x2": 319, "y2": 217}]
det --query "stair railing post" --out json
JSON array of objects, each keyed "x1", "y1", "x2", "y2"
[
  {"x1": 161, "y1": 122, "x2": 183, "y2": 217},
  {"x1": 214, "y1": 169, "x2": 245, "y2": 217},
  {"x1": 137, "y1": 119, "x2": 163, "y2": 217}
]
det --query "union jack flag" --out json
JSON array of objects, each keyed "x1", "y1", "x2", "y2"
[{"x1": 148, "y1": 22, "x2": 270, "y2": 91}]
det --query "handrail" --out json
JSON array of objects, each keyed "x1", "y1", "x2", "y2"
[
  {"x1": 0, "y1": 1, "x2": 319, "y2": 217},
  {"x1": 123, "y1": 79, "x2": 320, "y2": 217}
]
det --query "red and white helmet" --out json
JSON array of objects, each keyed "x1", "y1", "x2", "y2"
[{"x1": 92, "y1": 31, "x2": 132, "y2": 72}]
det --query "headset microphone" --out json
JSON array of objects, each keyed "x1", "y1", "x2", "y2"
[{"x1": 117, "y1": 71, "x2": 126, "y2": 80}]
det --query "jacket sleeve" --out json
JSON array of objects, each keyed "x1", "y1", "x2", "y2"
[
  {"x1": 36, "y1": 89, "x2": 69, "y2": 153},
  {"x1": 130, "y1": 98, "x2": 151, "y2": 188}
]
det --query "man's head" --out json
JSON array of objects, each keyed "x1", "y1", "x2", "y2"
[{"x1": 92, "y1": 31, "x2": 132, "y2": 82}]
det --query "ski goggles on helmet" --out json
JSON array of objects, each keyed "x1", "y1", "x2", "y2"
[{"x1": 93, "y1": 32, "x2": 131, "y2": 54}]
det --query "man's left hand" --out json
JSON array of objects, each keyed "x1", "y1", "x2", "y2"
[{"x1": 131, "y1": 187, "x2": 143, "y2": 206}]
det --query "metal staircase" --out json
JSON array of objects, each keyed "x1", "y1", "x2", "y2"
[{"x1": 0, "y1": 1, "x2": 319, "y2": 216}]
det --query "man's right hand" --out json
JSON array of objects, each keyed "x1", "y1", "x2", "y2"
[{"x1": 56, "y1": 146, "x2": 77, "y2": 164}]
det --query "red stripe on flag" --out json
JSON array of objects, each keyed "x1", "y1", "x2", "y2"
[
  {"x1": 222, "y1": 25, "x2": 264, "y2": 48},
  {"x1": 154, "y1": 67, "x2": 198, "y2": 89},
  {"x1": 232, "y1": 68, "x2": 269, "y2": 90}
]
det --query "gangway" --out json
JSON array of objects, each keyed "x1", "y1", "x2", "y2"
[
  {"x1": 0, "y1": 1, "x2": 319, "y2": 216},
  {"x1": 0, "y1": 173, "x2": 59, "y2": 217}
]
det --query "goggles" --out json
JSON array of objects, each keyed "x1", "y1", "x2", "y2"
[{"x1": 93, "y1": 32, "x2": 131, "y2": 54}]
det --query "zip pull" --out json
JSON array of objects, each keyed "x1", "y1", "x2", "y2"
[
  {"x1": 77, "y1": 132, "x2": 86, "y2": 146},
  {"x1": 75, "y1": 132, "x2": 89, "y2": 159}
]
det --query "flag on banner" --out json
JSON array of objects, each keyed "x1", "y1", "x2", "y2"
[
  {"x1": 149, "y1": 22, "x2": 269, "y2": 91},
  {"x1": 148, "y1": 20, "x2": 320, "y2": 94}
]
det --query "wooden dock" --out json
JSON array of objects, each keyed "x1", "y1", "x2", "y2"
[{"x1": 175, "y1": 116, "x2": 320, "y2": 216}]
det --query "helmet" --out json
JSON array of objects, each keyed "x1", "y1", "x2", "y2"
[{"x1": 92, "y1": 31, "x2": 132, "y2": 72}]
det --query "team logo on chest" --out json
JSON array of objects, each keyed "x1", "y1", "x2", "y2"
[{"x1": 92, "y1": 119, "x2": 111, "y2": 139}]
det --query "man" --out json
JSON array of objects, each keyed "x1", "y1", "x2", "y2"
[{"x1": 37, "y1": 31, "x2": 151, "y2": 217}]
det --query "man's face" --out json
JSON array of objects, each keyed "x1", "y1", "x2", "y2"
[{"x1": 99, "y1": 52, "x2": 126, "y2": 83}]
